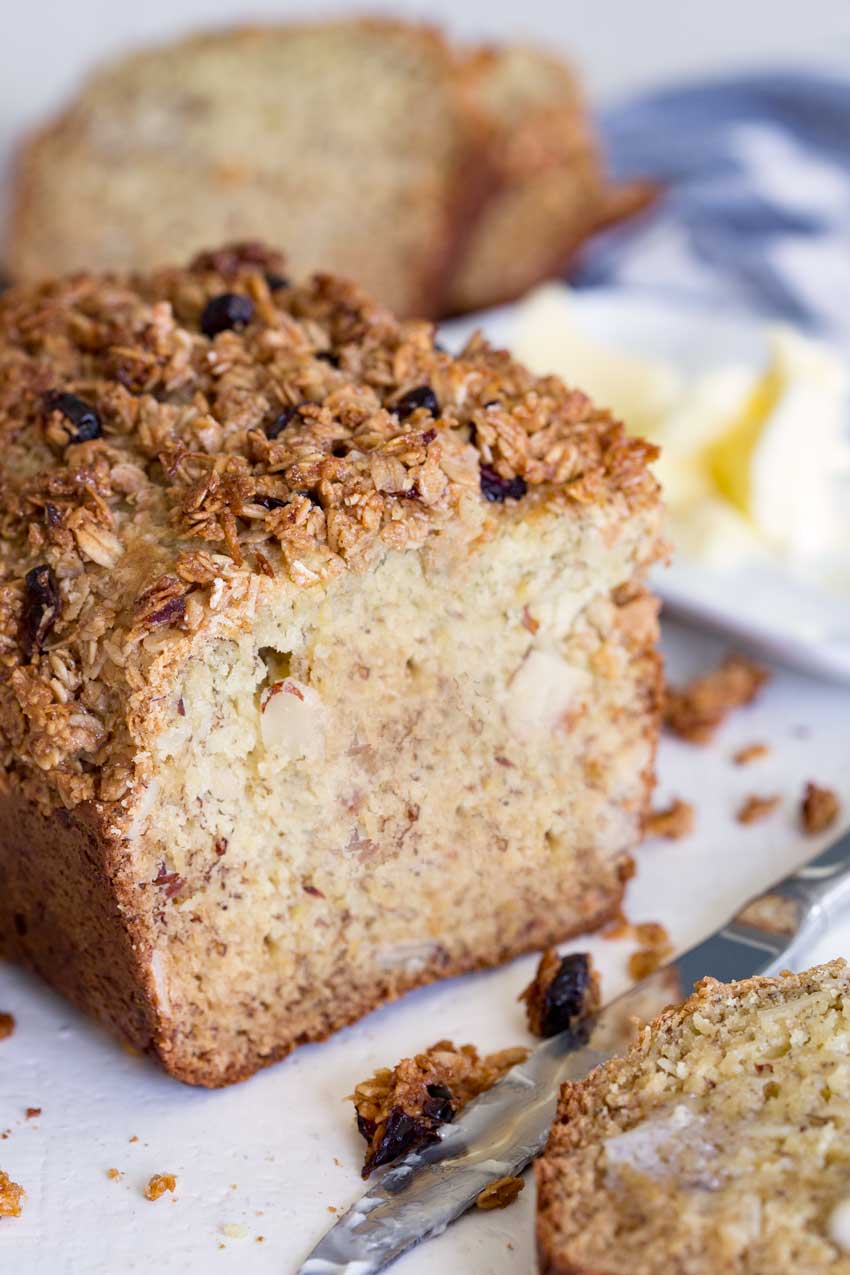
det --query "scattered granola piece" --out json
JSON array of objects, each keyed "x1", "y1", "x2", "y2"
[
  {"x1": 0, "y1": 1170, "x2": 24, "y2": 1217},
  {"x1": 144, "y1": 1173, "x2": 176, "y2": 1201},
  {"x1": 664, "y1": 655, "x2": 769, "y2": 744},
  {"x1": 520, "y1": 950, "x2": 600, "y2": 1038},
  {"x1": 0, "y1": 1013, "x2": 15, "y2": 1041},
  {"x1": 476, "y1": 1175, "x2": 525, "y2": 1210},
  {"x1": 800, "y1": 782, "x2": 840, "y2": 836},
  {"x1": 24, "y1": 1108, "x2": 41, "y2": 1120},
  {"x1": 628, "y1": 921, "x2": 673, "y2": 982},
  {"x1": 352, "y1": 1040, "x2": 528, "y2": 1177},
  {"x1": 106, "y1": 1168, "x2": 122, "y2": 1181},
  {"x1": 645, "y1": 798, "x2": 695, "y2": 841},
  {"x1": 601, "y1": 908, "x2": 632, "y2": 941},
  {"x1": 737, "y1": 794, "x2": 781, "y2": 825},
  {"x1": 732, "y1": 742, "x2": 769, "y2": 766}
]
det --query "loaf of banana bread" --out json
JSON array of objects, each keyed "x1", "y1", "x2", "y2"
[{"x1": 0, "y1": 243, "x2": 663, "y2": 1085}]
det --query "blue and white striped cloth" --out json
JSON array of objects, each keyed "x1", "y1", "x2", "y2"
[{"x1": 576, "y1": 73, "x2": 850, "y2": 347}]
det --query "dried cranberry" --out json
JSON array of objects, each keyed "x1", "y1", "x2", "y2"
[
  {"x1": 363, "y1": 1108, "x2": 436, "y2": 1176},
  {"x1": 356, "y1": 1111, "x2": 377, "y2": 1141},
  {"x1": 20, "y1": 563, "x2": 60, "y2": 659},
  {"x1": 264, "y1": 271, "x2": 290, "y2": 292},
  {"x1": 264, "y1": 405, "x2": 301, "y2": 439},
  {"x1": 395, "y1": 385, "x2": 439, "y2": 421},
  {"x1": 255, "y1": 494, "x2": 287, "y2": 510},
  {"x1": 538, "y1": 953, "x2": 594, "y2": 1038},
  {"x1": 422, "y1": 1083, "x2": 455, "y2": 1123},
  {"x1": 315, "y1": 350, "x2": 340, "y2": 367},
  {"x1": 200, "y1": 292, "x2": 254, "y2": 338},
  {"x1": 479, "y1": 466, "x2": 528, "y2": 503},
  {"x1": 44, "y1": 391, "x2": 101, "y2": 443}
]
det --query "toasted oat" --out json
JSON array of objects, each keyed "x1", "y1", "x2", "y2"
[
  {"x1": 732, "y1": 742, "x2": 769, "y2": 766},
  {"x1": 476, "y1": 1175, "x2": 525, "y2": 1210},
  {"x1": 144, "y1": 1173, "x2": 177, "y2": 1201},
  {"x1": 351, "y1": 1040, "x2": 528, "y2": 1177},
  {"x1": 106, "y1": 1168, "x2": 122, "y2": 1181},
  {"x1": 628, "y1": 921, "x2": 673, "y2": 982},
  {"x1": 800, "y1": 782, "x2": 840, "y2": 836},
  {"x1": 0, "y1": 1013, "x2": 14, "y2": 1041},
  {"x1": 736, "y1": 794, "x2": 781, "y2": 825},
  {"x1": 520, "y1": 949, "x2": 600, "y2": 1038},
  {"x1": 645, "y1": 798, "x2": 695, "y2": 841},
  {"x1": 664, "y1": 655, "x2": 769, "y2": 744},
  {"x1": 0, "y1": 1170, "x2": 24, "y2": 1218}
]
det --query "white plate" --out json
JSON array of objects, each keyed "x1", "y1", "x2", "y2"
[{"x1": 441, "y1": 293, "x2": 850, "y2": 683}]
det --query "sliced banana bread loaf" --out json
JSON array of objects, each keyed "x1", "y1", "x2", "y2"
[
  {"x1": 537, "y1": 960, "x2": 850, "y2": 1275},
  {"x1": 0, "y1": 243, "x2": 662, "y2": 1086}
]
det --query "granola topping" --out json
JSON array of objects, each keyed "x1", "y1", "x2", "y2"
[
  {"x1": 0, "y1": 245, "x2": 658, "y2": 815},
  {"x1": 800, "y1": 782, "x2": 840, "y2": 836}
]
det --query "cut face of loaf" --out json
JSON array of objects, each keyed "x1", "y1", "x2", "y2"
[
  {"x1": 537, "y1": 961, "x2": 850, "y2": 1275},
  {"x1": 0, "y1": 245, "x2": 662, "y2": 1085}
]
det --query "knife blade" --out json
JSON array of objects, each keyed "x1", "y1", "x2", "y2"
[{"x1": 299, "y1": 828, "x2": 850, "y2": 1274}]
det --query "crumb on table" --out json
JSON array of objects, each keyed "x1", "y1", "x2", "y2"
[
  {"x1": 737, "y1": 794, "x2": 781, "y2": 825},
  {"x1": 627, "y1": 921, "x2": 673, "y2": 982},
  {"x1": 106, "y1": 1168, "x2": 122, "y2": 1181},
  {"x1": 351, "y1": 1040, "x2": 528, "y2": 1177},
  {"x1": 645, "y1": 798, "x2": 695, "y2": 841},
  {"x1": 0, "y1": 1170, "x2": 24, "y2": 1218},
  {"x1": 0, "y1": 1013, "x2": 15, "y2": 1042},
  {"x1": 664, "y1": 655, "x2": 769, "y2": 744},
  {"x1": 24, "y1": 1107, "x2": 41, "y2": 1120},
  {"x1": 476, "y1": 1175, "x2": 525, "y2": 1210},
  {"x1": 732, "y1": 742, "x2": 769, "y2": 766},
  {"x1": 801, "y1": 782, "x2": 840, "y2": 836},
  {"x1": 520, "y1": 949, "x2": 600, "y2": 1038},
  {"x1": 144, "y1": 1173, "x2": 176, "y2": 1201}
]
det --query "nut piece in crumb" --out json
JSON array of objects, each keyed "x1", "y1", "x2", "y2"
[
  {"x1": 664, "y1": 655, "x2": 769, "y2": 744},
  {"x1": 520, "y1": 950, "x2": 600, "y2": 1038},
  {"x1": 476, "y1": 1175, "x2": 525, "y2": 1210},
  {"x1": 144, "y1": 1173, "x2": 176, "y2": 1201},
  {"x1": 0, "y1": 1013, "x2": 14, "y2": 1041},
  {"x1": 732, "y1": 742, "x2": 769, "y2": 766},
  {"x1": 645, "y1": 798, "x2": 694, "y2": 841},
  {"x1": 800, "y1": 782, "x2": 840, "y2": 836},
  {"x1": 0, "y1": 1170, "x2": 24, "y2": 1217},
  {"x1": 351, "y1": 1040, "x2": 528, "y2": 1177},
  {"x1": 736, "y1": 793, "x2": 781, "y2": 825}
]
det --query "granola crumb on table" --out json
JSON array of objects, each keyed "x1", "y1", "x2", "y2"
[
  {"x1": 475, "y1": 1175, "x2": 525, "y2": 1210},
  {"x1": 664, "y1": 655, "x2": 769, "y2": 744},
  {"x1": 0, "y1": 1170, "x2": 24, "y2": 1218},
  {"x1": 0, "y1": 1013, "x2": 14, "y2": 1041},
  {"x1": 645, "y1": 798, "x2": 694, "y2": 841},
  {"x1": 732, "y1": 741, "x2": 769, "y2": 766},
  {"x1": 351, "y1": 1039, "x2": 528, "y2": 1176},
  {"x1": 736, "y1": 793, "x2": 781, "y2": 825},
  {"x1": 800, "y1": 782, "x2": 840, "y2": 836},
  {"x1": 144, "y1": 1173, "x2": 177, "y2": 1201},
  {"x1": 627, "y1": 921, "x2": 673, "y2": 982}
]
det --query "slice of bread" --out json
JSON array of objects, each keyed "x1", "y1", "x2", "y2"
[
  {"x1": 6, "y1": 20, "x2": 493, "y2": 317},
  {"x1": 0, "y1": 243, "x2": 663, "y2": 1086},
  {"x1": 6, "y1": 21, "x2": 639, "y2": 319},
  {"x1": 537, "y1": 960, "x2": 850, "y2": 1275},
  {"x1": 443, "y1": 46, "x2": 609, "y2": 316}
]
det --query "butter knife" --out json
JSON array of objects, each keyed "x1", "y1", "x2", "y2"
[{"x1": 299, "y1": 829, "x2": 850, "y2": 1274}]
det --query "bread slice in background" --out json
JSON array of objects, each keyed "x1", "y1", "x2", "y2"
[
  {"x1": 444, "y1": 44, "x2": 614, "y2": 315},
  {"x1": 537, "y1": 960, "x2": 850, "y2": 1274},
  {"x1": 6, "y1": 19, "x2": 495, "y2": 317},
  {"x1": 6, "y1": 20, "x2": 644, "y2": 318}
]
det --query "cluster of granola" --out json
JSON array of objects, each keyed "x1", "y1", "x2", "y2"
[
  {"x1": 0, "y1": 243, "x2": 657, "y2": 813},
  {"x1": 664, "y1": 654, "x2": 768, "y2": 744},
  {"x1": 351, "y1": 1038, "x2": 528, "y2": 1176}
]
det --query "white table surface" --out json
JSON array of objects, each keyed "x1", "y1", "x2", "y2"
[{"x1": 2, "y1": 615, "x2": 850, "y2": 1274}]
